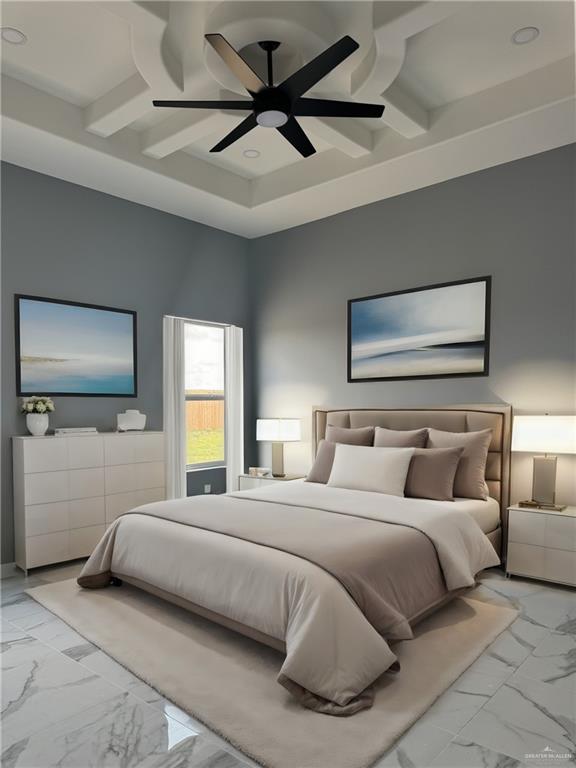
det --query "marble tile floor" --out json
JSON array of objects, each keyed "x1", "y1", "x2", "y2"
[{"x1": 1, "y1": 562, "x2": 575, "y2": 768}]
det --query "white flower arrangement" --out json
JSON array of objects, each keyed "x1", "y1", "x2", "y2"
[{"x1": 21, "y1": 396, "x2": 55, "y2": 415}]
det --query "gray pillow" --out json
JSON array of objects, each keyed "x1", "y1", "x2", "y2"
[
  {"x1": 374, "y1": 426, "x2": 428, "y2": 448},
  {"x1": 426, "y1": 428, "x2": 492, "y2": 500},
  {"x1": 325, "y1": 425, "x2": 374, "y2": 446},
  {"x1": 306, "y1": 440, "x2": 336, "y2": 484},
  {"x1": 306, "y1": 426, "x2": 374, "y2": 484},
  {"x1": 405, "y1": 447, "x2": 464, "y2": 501}
]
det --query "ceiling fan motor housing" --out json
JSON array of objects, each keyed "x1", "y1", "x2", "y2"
[{"x1": 253, "y1": 87, "x2": 291, "y2": 127}]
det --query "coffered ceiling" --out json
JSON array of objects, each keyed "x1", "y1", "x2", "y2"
[{"x1": 1, "y1": 1, "x2": 574, "y2": 237}]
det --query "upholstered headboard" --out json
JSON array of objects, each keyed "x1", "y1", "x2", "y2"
[{"x1": 312, "y1": 404, "x2": 512, "y2": 518}]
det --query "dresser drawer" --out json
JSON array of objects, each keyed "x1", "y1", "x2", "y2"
[
  {"x1": 104, "y1": 434, "x2": 164, "y2": 465},
  {"x1": 134, "y1": 434, "x2": 164, "y2": 463},
  {"x1": 104, "y1": 436, "x2": 138, "y2": 466},
  {"x1": 22, "y1": 439, "x2": 67, "y2": 473},
  {"x1": 70, "y1": 525, "x2": 105, "y2": 559},
  {"x1": 25, "y1": 502, "x2": 69, "y2": 536},
  {"x1": 69, "y1": 497, "x2": 105, "y2": 528},
  {"x1": 69, "y1": 468, "x2": 105, "y2": 500},
  {"x1": 545, "y1": 515, "x2": 576, "y2": 552},
  {"x1": 544, "y1": 548, "x2": 576, "y2": 586},
  {"x1": 105, "y1": 465, "x2": 136, "y2": 494},
  {"x1": 135, "y1": 462, "x2": 165, "y2": 490},
  {"x1": 105, "y1": 462, "x2": 165, "y2": 494},
  {"x1": 24, "y1": 472, "x2": 68, "y2": 506},
  {"x1": 67, "y1": 436, "x2": 104, "y2": 469},
  {"x1": 506, "y1": 542, "x2": 546, "y2": 579},
  {"x1": 26, "y1": 532, "x2": 70, "y2": 568},
  {"x1": 508, "y1": 509, "x2": 546, "y2": 546}
]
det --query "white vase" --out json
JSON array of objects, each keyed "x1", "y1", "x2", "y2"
[
  {"x1": 26, "y1": 413, "x2": 49, "y2": 436},
  {"x1": 117, "y1": 410, "x2": 146, "y2": 432}
]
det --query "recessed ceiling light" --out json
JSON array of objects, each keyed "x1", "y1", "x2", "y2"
[
  {"x1": 243, "y1": 149, "x2": 260, "y2": 159},
  {"x1": 1, "y1": 27, "x2": 27, "y2": 45},
  {"x1": 512, "y1": 26, "x2": 540, "y2": 45}
]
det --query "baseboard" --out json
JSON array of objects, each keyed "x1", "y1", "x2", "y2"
[{"x1": 0, "y1": 562, "x2": 17, "y2": 579}]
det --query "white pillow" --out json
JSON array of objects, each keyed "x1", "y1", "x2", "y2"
[{"x1": 327, "y1": 444, "x2": 415, "y2": 496}]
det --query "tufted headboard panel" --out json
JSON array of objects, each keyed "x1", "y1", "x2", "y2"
[{"x1": 312, "y1": 404, "x2": 512, "y2": 520}]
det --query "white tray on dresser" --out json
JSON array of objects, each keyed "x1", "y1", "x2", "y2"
[{"x1": 13, "y1": 432, "x2": 165, "y2": 572}]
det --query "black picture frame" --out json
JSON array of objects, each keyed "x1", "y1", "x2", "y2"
[
  {"x1": 347, "y1": 276, "x2": 491, "y2": 383},
  {"x1": 15, "y1": 294, "x2": 138, "y2": 397}
]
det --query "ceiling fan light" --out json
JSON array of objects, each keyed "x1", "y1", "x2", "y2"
[{"x1": 256, "y1": 110, "x2": 288, "y2": 128}]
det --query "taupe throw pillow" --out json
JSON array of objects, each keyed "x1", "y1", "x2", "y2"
[
  {"x1": 306, "y1": 440, "x2": 336, "y2": 484},
  {"x1": 405, "y1": 447, "x2": 464, "y2": 501},
  {"x1": 306, "y1": 426, "x2": 374, "y2": 484},
  {"x1": 374, "y1": 426, "x2": 428, "y2": 448},
  {"x1": 325, "y1": 425, "x2": 374, "y2": 446},
  {"x1": 427, "y1": 428, "x2": 492, "y2": 500}
]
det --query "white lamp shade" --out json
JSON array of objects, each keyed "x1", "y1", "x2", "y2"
[
  {"x1": 512, "y1": 415, "x2": 576, "y2": 454},
  {"x1": 256, "y1": 418, "x2": 301, "y2": 442}
]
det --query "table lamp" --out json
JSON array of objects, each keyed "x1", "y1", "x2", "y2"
[
  {"x1": 256, "y1": 418, "x2": 301, "y2": 477},
  {"x1": 512, "y1": 414, "x2": 576, "y2": 510}
]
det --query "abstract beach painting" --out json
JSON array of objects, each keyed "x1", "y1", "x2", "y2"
[
  {"x1": 348, "y1": 277, "x2": 490, "y2": 381},
  {"x1": 16, "y1": 296, "x2": 137, "y2": 396}
]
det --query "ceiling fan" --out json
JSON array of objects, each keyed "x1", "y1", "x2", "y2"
[{"x1": 153, "y1": 34, "x2": 385, "y2": 158}]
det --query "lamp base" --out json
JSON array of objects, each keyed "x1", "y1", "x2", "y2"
[
  {"x1": 271, "y1": 442, "x2": 285, "y2": 478},
  {"x1": 518, "y1": 499, "x2": 567, "y2": 512},
  {"x1": 532, "y1": 455, "x2": 559, "y2": 506}
]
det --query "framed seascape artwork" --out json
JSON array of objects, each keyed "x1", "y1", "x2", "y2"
[
  {"x1": 348, "y1": 276, "x2": 491, "y2": 382},
  {"x1": 15, "y1": 295, "x2": 137, "y2": 397}
]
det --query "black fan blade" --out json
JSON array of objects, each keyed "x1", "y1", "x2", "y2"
[
  {"x1": 277, "y1": 117, "x2": 315, "y2": 158},
  {"x1": 279, "y1": 36, "x2": 359, "y2": 100},
  {"x1": 153, "y1": 100, "x2": 254, "y2": 110},
  {"x1": 294, "y1": 97, "x2": 384, "y2": 119},
  {"x1": 210, "y1": 114, "x2": 258, "y2": 152},
  {"x1": 205, "y1": 34, "x2": 265, "y2": 94}
]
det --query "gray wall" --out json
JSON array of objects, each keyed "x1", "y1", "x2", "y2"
[
  {"x1": 2, "y1": 146, "x2": 574, "y2": 563},
  {"x1": 251, "y1": 145, "x2": 576, "y2": 504},
  {"x1": 1, "y1": 163, "x2": 254, "y2": 564}
]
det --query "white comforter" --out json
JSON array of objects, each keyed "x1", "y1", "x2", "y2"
[{"x1": 80, "y1": 482, "x2": 499, "y2": 710}]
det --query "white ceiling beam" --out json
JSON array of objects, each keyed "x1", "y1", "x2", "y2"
[
  {"x1": 353, "y1": 1, "x2": 462, "y2": 117},
  {"x1": 142, "y1": 110, "x2": 241, "y2": 159},
  {"x1": 305, "y1": 117, "x2": 373, "y2": 158},
  {"x1": 2, "y1": 75, "x2": 251, "y2": 211},
  {"x1": 373, "y1": 1, "x2": 464, "y2": 40},
  {"x1": 381, "y1": 83, "x2": 428, "y2": 138},
  {"x1": 84, "y1": 73, "x2": 152, "y2": 137},
  {"x1": 85, "y1": 0, "x2": 186, "y2": 138}
]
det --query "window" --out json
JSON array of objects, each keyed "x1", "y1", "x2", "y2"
[{"x1": 184, "y1": 322, "x2": 225, "y2": 469}]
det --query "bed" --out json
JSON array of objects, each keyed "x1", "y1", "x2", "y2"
[{"x1": 78, "y1": 404, "x2": 511, "y2": 715}]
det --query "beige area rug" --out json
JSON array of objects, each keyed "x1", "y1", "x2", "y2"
[{"x1": 28, "y1": 580, "x2": 517, "y2": 768}]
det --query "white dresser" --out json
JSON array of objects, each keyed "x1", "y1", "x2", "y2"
[
  {"x1": 13, "y1": 432, "x2": 165, "y2": 572},
  {"x1": 506, "y1": 505, "x2": 576, "y2": 587}
]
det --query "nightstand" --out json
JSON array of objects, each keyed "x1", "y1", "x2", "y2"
[
  {"x1": 238, "y1": 474, "x2": 304, "y2": 491},
  {"x1": 506, "y1": 505, "x2": 576, "y2": 587}
]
